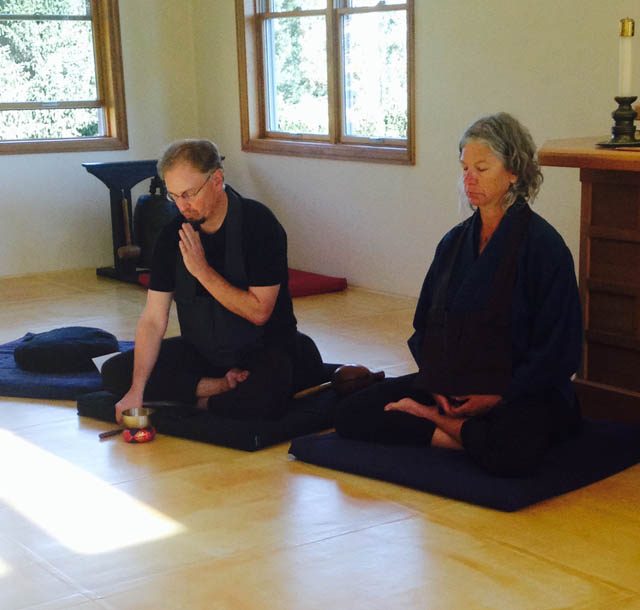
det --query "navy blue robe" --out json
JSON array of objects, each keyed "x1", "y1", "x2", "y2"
[{"x1": 408, "y1": 201, "x2": 583, "y2": 406}]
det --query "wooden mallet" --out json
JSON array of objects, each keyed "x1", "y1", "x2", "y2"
[{"x1": 293, "y1": 364, "x2": 385, "y2": 399}]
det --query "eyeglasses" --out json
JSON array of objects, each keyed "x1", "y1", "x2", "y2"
[{"x1": 166, "y1": 170, "x2": 214, "y2": 204}]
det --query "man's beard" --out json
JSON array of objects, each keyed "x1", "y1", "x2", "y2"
[{"x1": 188, "y1": 218, "x2": 205, "y2": 228}]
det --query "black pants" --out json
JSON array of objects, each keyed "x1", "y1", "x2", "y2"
[
  {"x1": 102, "y1": 335, "x2": 323, "y2": 421},
  {"x1": 334, "y1": 373, "x2": 582, "y2": 477}
]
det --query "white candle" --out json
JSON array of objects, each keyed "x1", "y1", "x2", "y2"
[{"x1": 618, "y1": 18, "x2": 635, "y2": 97}]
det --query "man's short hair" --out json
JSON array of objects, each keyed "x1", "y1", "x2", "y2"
[{"x1": 157, "y1": 139, "x2": 224, "y2": 179}]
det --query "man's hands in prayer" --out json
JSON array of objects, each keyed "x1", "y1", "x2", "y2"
[{"x1": 178, "y1": 222, "x2": 209, "y2": 279}]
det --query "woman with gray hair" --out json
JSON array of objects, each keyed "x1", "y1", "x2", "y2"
[{"x1": 335, "y1": 112, "x2": 583, "y2": 476}]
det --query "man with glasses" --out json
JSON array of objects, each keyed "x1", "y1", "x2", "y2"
[{"x1": 102, "y1": 139, "x2": 323, "y2": 422}]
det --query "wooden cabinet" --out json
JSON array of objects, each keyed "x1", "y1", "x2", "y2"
[{"x1": 539, "y1": 137, "x2": 640, "y2": 422}]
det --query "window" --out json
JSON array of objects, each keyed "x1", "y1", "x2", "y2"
[
  {"x1": 0, "y1": 0, "x2": 127, "y2": 154},
  {"x1": 236, "y1": 0, "x2": 414, "y2": 164}
]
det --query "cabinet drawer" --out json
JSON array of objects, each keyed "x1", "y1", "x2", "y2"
[
  {"x1": 591, "y1": 182, "x2": 640, "y2": 230},
  {"x1": 590, "y1": 238, "x2": 640, "y2": 284},
  {"x1": 588, "y1": 290, "x2": 637, "y2": 335},
  {"x1": 587, "y1": 341, "x2": 640, "y2": 392}
]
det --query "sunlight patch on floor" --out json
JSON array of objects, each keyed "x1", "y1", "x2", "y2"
[{"x1": 0, "y1": 429, "x2": 185, "y2": 555}]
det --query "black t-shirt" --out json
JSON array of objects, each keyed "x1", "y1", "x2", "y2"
[{"x1": 150, "y1": 185, "x2": 297, "y2": 346}]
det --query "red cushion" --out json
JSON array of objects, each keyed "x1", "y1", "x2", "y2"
[
  {"x1": 137, "y1": 268, "x2": 347, "y2": 297},
  {"x1": 287, "y1": 268, "x2": 347, "y2": 297}
]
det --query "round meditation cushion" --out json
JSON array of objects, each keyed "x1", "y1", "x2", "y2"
[{"x1": 14, "y1": 326, "x2": 119, "y2": 373}]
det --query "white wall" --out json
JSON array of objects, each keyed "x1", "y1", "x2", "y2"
[
  {"x1": 2, "y1": 1, "x2": 640, "y2": 298},
  {"x1": 0, "y1": 0, "x2": 199, "y2": 278},
  {"x1": 192, "y1": 0, "x2": 640, "y2": 296}
]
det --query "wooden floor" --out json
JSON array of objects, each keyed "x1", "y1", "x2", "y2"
[{"x1": 1, "y1": 270, "x2": 639, "y2": 610}]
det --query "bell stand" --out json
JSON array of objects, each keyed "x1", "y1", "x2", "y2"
[{"x1": 82, "y1": 160, "x2": 159, "y2": 283}]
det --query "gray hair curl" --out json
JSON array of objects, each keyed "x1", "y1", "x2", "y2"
[{"x1": 458, "y1": 112, "x2": 543, "y2": 210}]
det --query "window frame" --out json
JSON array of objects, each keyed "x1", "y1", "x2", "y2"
[
  {"x1": 0, "y1": 0, "x2": 128, "y2": 155},
  {"x1": 236, "y1": 0, "x2": 415, "y2": 165}
]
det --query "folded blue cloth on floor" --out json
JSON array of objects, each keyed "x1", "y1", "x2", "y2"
[
  {"x1": 288, "y1": 420, "x2": 640, "y2": 511},
  {"x1": 13, "y1": 326, "x2": 120, "y2": 373},
  {"x1": 0, "y1": 337, "x2": 133, "y2": 400}
]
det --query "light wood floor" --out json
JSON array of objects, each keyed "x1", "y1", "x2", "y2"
[{"x1": 1, "y1": 269, "x2": 639, "y2": 610}]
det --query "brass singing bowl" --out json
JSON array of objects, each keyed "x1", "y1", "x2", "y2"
[{"x1": 121, "y1": 407, "x2": 155, "y2": 429}]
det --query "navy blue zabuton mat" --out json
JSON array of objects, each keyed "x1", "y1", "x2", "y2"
[
  {"x1": 0, "y1": 338, "x2": 133, "y2": 400},
  {"x1": 288, "y1": 420, "x2": 640, "y2": 511},
  {"x1": 77, "y1": 384, "x2": 338, "y2": 452}
]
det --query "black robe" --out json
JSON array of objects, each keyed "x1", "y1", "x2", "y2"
[{"x1": 408, "y1": 201, "x2": 582, "y2": 406}]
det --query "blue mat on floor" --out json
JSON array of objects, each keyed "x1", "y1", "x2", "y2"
[
  {"x1": 288, "y1": 420, "x2": 640, "y2": 511},
  {"x1": 0, "y1": 337, "x2": 133, "y2": 400}
]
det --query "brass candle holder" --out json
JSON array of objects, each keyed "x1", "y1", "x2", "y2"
[
  {"x1": 599, "y1": 18, "x2": 640, "y2": 148},
  {"x1": 598, "y1": 96, "x2": 640, "y2": 147}
]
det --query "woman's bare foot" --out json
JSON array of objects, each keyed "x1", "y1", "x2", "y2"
[
  {"x1": 384, "y1": 397, "x2": 464, "y2": 449},
  {"x1": 431, "y1": 427, "x2": 463, "y2": 450}
]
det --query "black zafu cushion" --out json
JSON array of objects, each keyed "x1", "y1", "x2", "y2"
[
  {"x1": 14, "y1": 327, "x2": 119, "y2": 373},
  {"x1": 77, "y1": 363, "x2": 340, "y2": 451}
]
